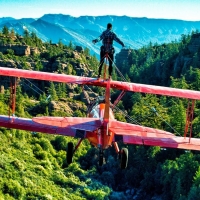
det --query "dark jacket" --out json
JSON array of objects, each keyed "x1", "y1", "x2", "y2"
[{"x1": 93, "y1": 28, "x2": 124, "y2": 52}]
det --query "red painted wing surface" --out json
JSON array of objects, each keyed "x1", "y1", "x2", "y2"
[
  {"x1": 110, "y1": 120, "x2": 200, "y2": 151},
  {"x1": 32, "y1": 117, "x2": 101, "y2": 131},
  {"x1": 1, "y1": 67, "x2": 200, "y2": 151},
  {"x1": 1, "y1": 67, "x2": 200, "y2": 99},
  {"x1": 0, "y1": 115, "x2": 101, "y2": 137}
]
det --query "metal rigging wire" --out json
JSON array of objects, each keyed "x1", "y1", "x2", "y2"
[
  {"x1": 106, "y1": 53, "x2": 127, "y2": 82},
  {"x1": 111, "y1": 103, "x2": 141, "y2": 125},
  {"x1": 24, "y1": 78, "x2": 44, "y2": 94},
  {"x1": 21, "y1": 80, "x2": 42, "y2": 96},
  {"x1": 21, "y1": 78, "x2": 51, "y2": 102},
  {"x1": 108, "y1": 51, "x2": 180, "y2": 135},
  {"x1": 150, "y1": 106, "x2": 181, "y2": 136},
  {"x1": 93, "y1": 53, "x2": 138, "y2": 124}
]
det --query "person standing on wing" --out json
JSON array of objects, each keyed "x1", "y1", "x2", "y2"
[{"x1": 92, "y1": 23, "x2": 125, "y2": 79}]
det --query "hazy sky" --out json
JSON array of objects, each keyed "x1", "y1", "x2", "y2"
[{"x1": 0, "y1": 0, "x2": 200, "y2": 21}]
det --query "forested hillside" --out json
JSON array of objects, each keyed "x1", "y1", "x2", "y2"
[{"x1": 1, "y1": 26, "x2": 200, "y2": 200}]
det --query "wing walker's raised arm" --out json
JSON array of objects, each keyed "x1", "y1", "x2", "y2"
[{"x1": 1, "y1": 67, "x2": 200, "y2": 100}]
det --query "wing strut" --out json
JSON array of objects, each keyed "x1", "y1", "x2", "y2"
[
  {"x1": 104, "y1": 80, "x2": 110, "y2": 120},
  {"x1": 112, "y1": 90, "x2": 126, "y2": 108},
  {"x1": 184, "y1": 99, "x2": 195, "y2": 140},
  {"x1": 103, "y1": 79, "x2": 111, "y2": 142},
  {"x1": 73, "y1": 138, "x2": 84, "y2": 154},
  {"x1": 9, "y1": 77, "x2": 16, "y2": 118}
]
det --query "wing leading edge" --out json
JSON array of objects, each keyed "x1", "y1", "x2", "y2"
[{"x1": 1, "y1": 67, "x2": 200, "y2": 99}]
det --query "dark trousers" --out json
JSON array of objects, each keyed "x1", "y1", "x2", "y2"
[{"x1": 99, "y1": 50, "x2": 114, "y2": 76}]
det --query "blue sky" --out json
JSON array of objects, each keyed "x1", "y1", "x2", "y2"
[{"x1": 0, "y1": 0, "x2": 200, "y2": 21}]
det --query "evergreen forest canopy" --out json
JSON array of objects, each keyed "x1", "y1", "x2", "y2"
[{"x1": 0, "y1": 25, "x2": 200, "y2": 199}]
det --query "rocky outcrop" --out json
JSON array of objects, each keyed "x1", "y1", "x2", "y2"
[
  {"x1": 0, "y1": 44, "x2": 30, "y2": 56},
  {"x1": 75, "y1": 46, "x2": 84, "y2": 53},
  {"x1": 0, "y1": 59, "x2": 17, "y2": 68},
  {"x1": 0, "y1": 44, "x2": 39, "y2": 56},
  {"x1": 115, "y1": 48, "x2": 132, "y2": 67},
  {"x1": 0, "y1": 85, "x2": 4, "y2": 94},
  {"x1": 30, "y1": 47, "x2": 39, "y2": 55},
  {"x1": 49, "y1": 100, "x2": 74, "y2": 114}
]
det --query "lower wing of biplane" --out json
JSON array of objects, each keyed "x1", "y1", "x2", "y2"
[
  {"x1": 110, "y1": 120, "x2": 200, "y2": 151},
  {"x1": 1, "y1": 115, "x2": 199, "y2": 151},
  {"x1": 0, "y1": 115, "x2": 102, "y2": 137}
]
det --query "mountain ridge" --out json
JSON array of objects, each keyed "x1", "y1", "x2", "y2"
[{"x1": 1, "y1": 14, "x2": 200, "y2": 56}]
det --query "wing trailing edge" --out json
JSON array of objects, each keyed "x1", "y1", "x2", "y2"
[
  {"x1": 110, "y1": 120, "x2": 200, "y2": 151},
  {"x1": 0, "y1": 115, "x2": 101, "y2": 138}
]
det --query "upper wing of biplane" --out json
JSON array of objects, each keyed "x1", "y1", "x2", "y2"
[{"x1": 1, "y1": 67, "x2": 200, "y2": 99}]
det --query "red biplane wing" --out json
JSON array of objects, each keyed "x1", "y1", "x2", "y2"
[
  {"x1": 110, "y1": 120, "x2": 200, "y2": 151},
  {"x1": 0, "y1": 115, "x2": 101, "y2": 138},
  {"x1": 1, "y1": 67, "x2": 200, "y2": 151},
  {"x1": 1, "y1": 67, "x2": 200, "y2": 99}
]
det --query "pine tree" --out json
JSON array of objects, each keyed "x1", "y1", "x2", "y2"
[
  {"x1": 48, "y1": 82, "x2": 58, "y2": 100},
  {"x1": 2, "y1": 25, "x2": 9, "y2": 35}
]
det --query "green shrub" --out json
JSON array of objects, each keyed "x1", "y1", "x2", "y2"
[
  {"x1": 3, "y1": 179, "x2": 25, "y2": 199},
  {"x1": 83, "y1": 187, "x2": 110, "y2": 200},
  {"x1": 51, "y1": 136, "x2": 68, "y2": 151},
  {"x1": 34, "y1": 165, "x2": 48, "y2": 176},
  {"x1": 33, "y1": 144, "x2": 48, "y2": 160},
  {"x1": 38, "y1": 138, "x2": 56, "y2": 155},
  {"x1": 100, "y1": 171, "x2": 115, "y2": 187},
  {"x1": 11, "y1": 159, "x2": 24, "y2": 171}
]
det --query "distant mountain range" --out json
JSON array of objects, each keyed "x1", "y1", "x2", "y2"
[{"x1": 1, "y1": 14, "x2": 200, "y2": 56}]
